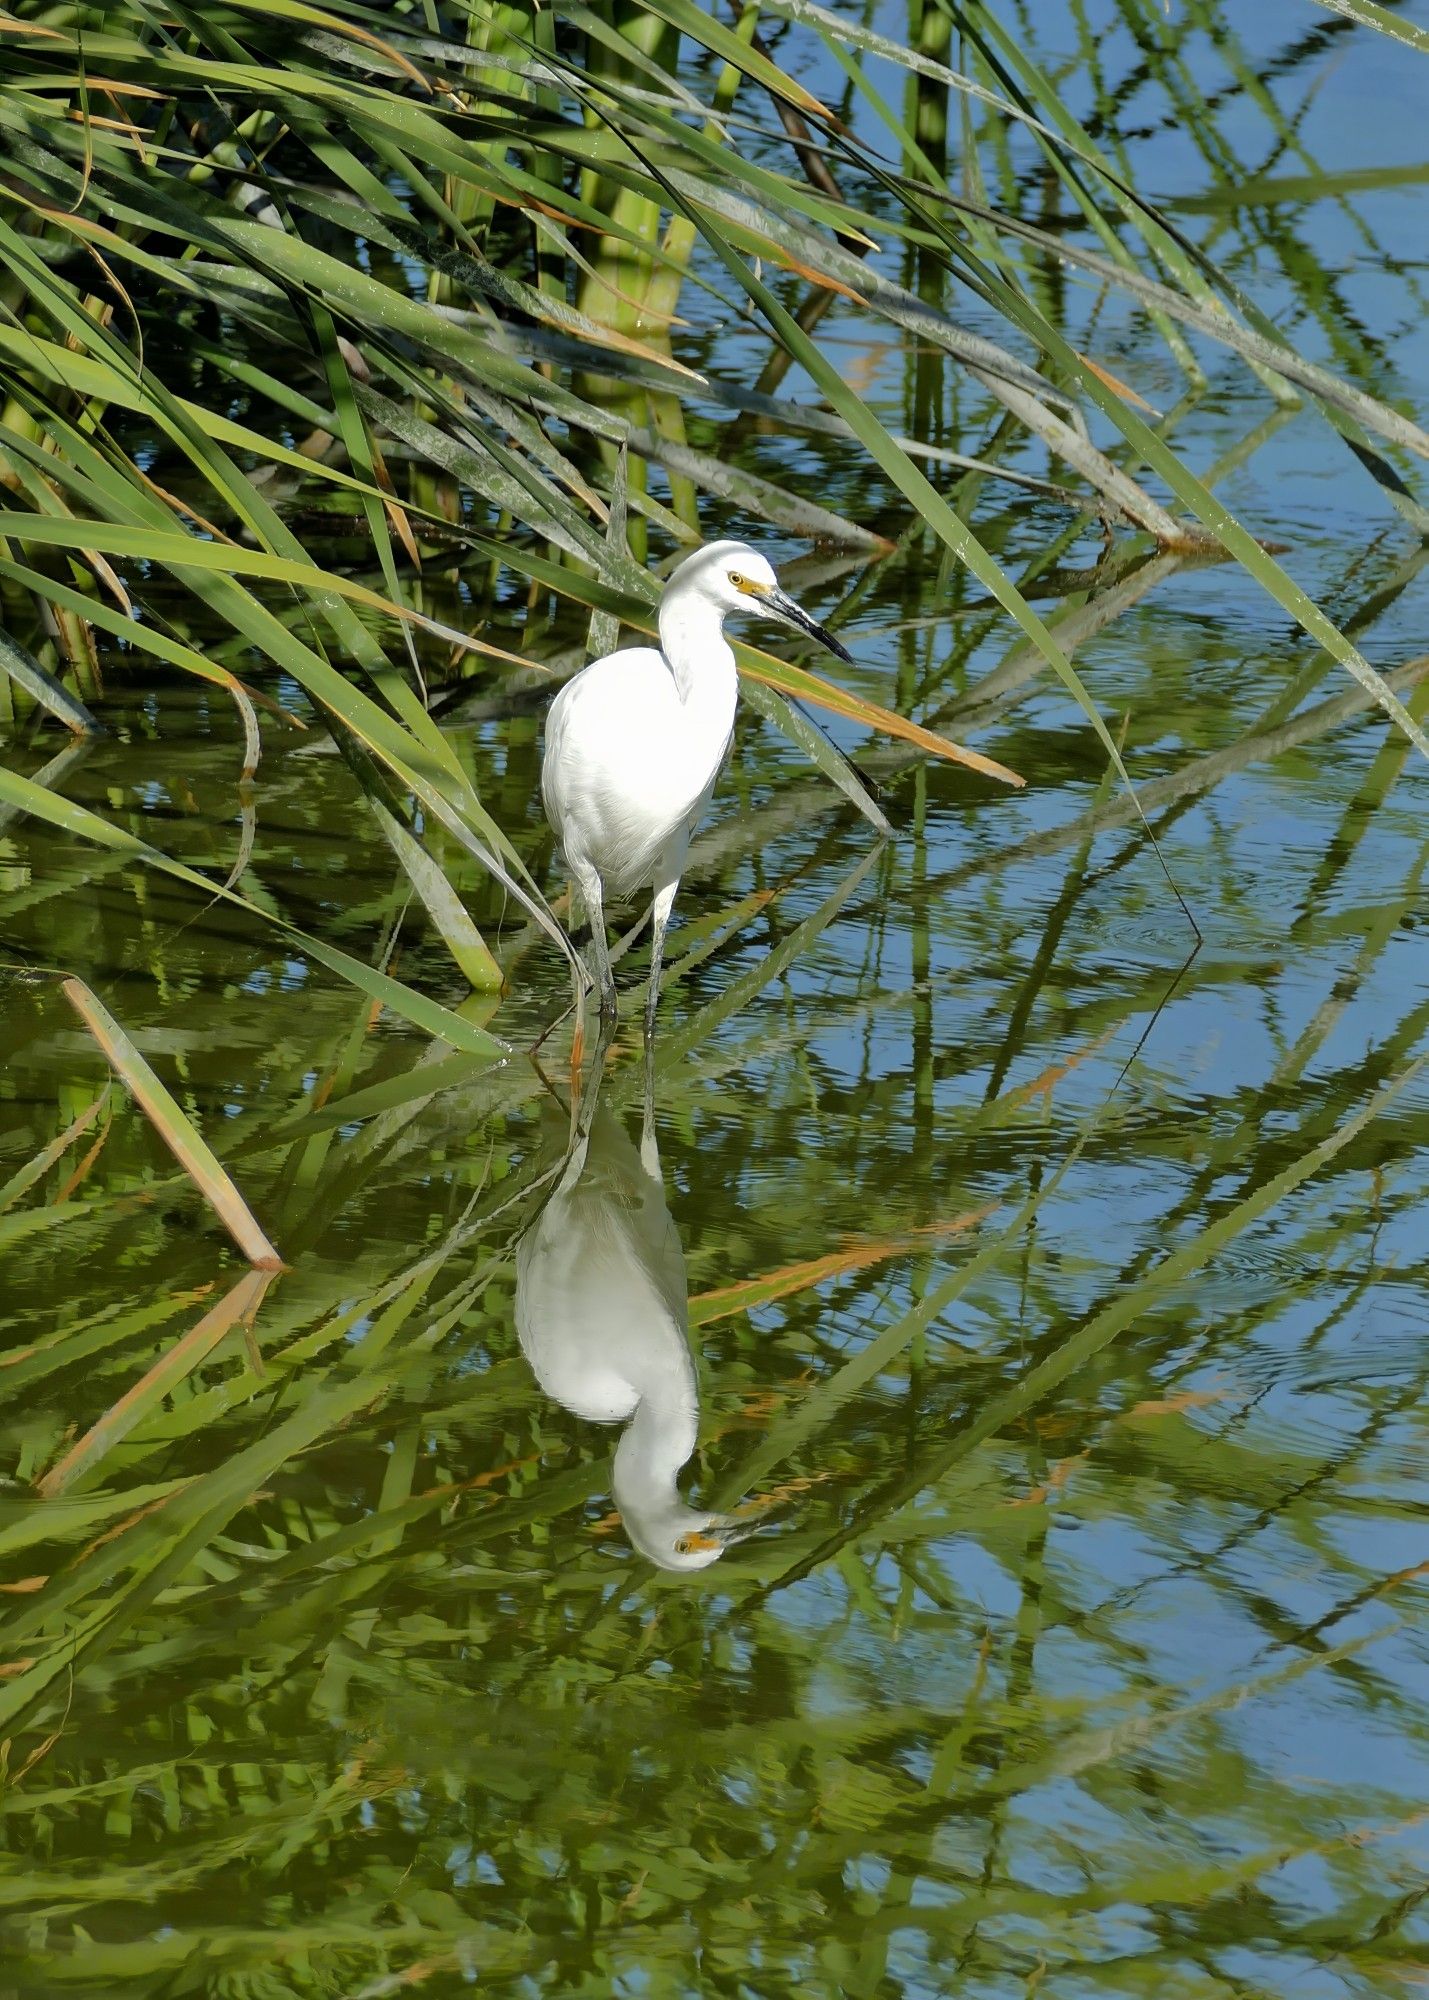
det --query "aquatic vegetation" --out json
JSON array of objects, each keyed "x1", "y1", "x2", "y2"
[{"x1": 1, "y1": 3, "x2": 1426, "y2": 1994}]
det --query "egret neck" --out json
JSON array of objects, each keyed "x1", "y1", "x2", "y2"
[
  {"x1": 613, "y1": 1387, "x2": 696, "y2": 1510},
  {"x1": 658, "y1": 584, "x2": 739, "y2": 723}
]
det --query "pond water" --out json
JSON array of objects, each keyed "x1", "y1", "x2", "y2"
[{"x1": 2, "y1": 4, "x2": 1428, "y2": 1997}]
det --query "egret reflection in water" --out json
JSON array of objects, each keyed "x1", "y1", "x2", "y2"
[{"x1": 515, "y1": 1056, "x2": 765, "y2": 1573}]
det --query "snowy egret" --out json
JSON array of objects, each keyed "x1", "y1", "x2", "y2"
[
  {"x1": 515, "y1": 1058, "x2": 761, "y2": 1571},
  {"x1": 541, "y1": 539, "x2": 852, "y2": 1039}
]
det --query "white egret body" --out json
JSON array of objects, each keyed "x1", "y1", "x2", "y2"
[{"x1": 541, "y1": 539, "x2": 850, "y2": 1036}]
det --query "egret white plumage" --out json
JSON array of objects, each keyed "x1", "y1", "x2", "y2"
[
  {"x1": 514, "y1": 1058, "x2": 764, "y2": 1571},
  {"x1": 541, "y1": 539, "x2": 852, "y2": 1040}
]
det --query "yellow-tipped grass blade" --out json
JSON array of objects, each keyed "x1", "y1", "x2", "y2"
[
  {"x1": 37, "y1": 1270, "x2": 276, "y2": 1498},
  {"x1": 61, "y1": 978, "x2": 282, "y2": 1270}
]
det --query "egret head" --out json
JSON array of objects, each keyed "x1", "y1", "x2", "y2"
[
  {"x1": 621, "y1": 1504, "x2": 759, "y2": 1574},
  {"x1": 667, "y1": 539, "x2": 853, "y2": 664}
]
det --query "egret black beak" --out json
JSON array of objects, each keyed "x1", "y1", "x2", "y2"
[
  {"x1": 765, "y1": 586, "x2": 854, "y2": 666},
  {"x1": 711, "y1": 1495, "x2": 797, "y2": 1546},
  {"x1": 705, "y1": 1518, "x2": 761, "y2": 1551}
]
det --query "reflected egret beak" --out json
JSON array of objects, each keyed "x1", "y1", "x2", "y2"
[
  {"x1": 711, "y1": 1499, "x2": 794, "y2": 1546},
  {"x1": 711, "y1": 1520, "x2": 762, "y2": 1548},
  {"x1": 765, "y1": 586, "x2": 854, "y2": 666}
]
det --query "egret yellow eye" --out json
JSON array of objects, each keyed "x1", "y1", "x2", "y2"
[{"x1": 727, "y1": 570, "x2": 745, "y2": 588}]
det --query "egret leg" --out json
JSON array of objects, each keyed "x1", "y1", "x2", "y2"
[
  {"x1": 640, "y1": 886, "x2": 673, "y2": 1167},
  {"x1": 569, "y1": 1005, "x2": 586, "y2": 1085},
  {"x1": 562, "y1": 877, "x2": 589, "y2": 1080},
  {"x1": 639, "y1": 1040, "x2": 659, "y2": 1181},
  {"x1": 573, "y1": 860, "x2": 618, "y2": 1029},
  {"x1": 643, "y1": 1016, "x2": 657, "y2": 1137},
  {"x1": 644, "y1": 876, "x2": 679, "y2": 1046}
]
